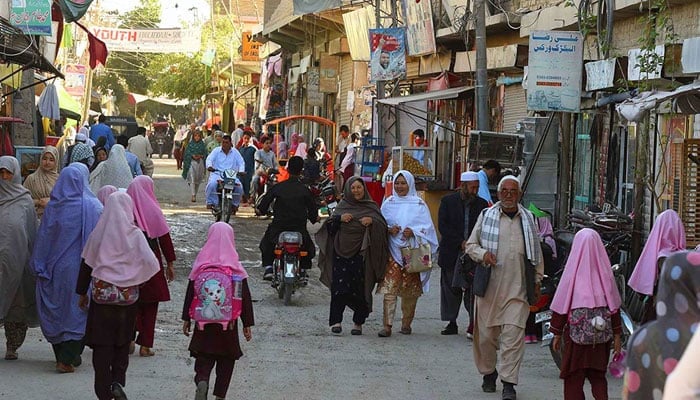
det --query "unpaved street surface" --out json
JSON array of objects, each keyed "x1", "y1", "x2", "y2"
[{"x1": 1, "y1": 158, "x2": 623, "y2": 399}]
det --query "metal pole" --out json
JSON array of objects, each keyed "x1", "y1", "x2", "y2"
[{"x1": 475, "y1": 0, "x2": 489, "y2": 131}]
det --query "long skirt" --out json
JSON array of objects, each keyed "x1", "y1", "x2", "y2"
[{"x1": 187, "y1": 159, "x2": 206, "y2": 186}]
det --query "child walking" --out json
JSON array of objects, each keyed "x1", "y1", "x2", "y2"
[
  {"x1": 77, "y1": 192, "x2": 160, "y2": 400},
  {"x1": 549, "y1": 228, "x2": 622, "y2": 400},
  {"x1": 182, "y1": 222, "x2": 254, "y2": 400}
]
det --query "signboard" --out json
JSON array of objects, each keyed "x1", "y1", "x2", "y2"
[
  {"x1": 241, "y1": 31, "x2": 260, "y2": 61},
  {"x1": 628, "y1": 45, "x2": 664, "y2": 81},
  {"x1": 293, "y1": 0, "x2": 340, "y2": 15},
  {"x1": 10, "y1": 0, "x2": 52, "y2": 36},
  {"x1": 400, "y1": 0, "x2": 436, "y2": 56},
  {"x1": 64, "y1": 64, "x2": 87, "y2": 97},
  {"x1": 368, "y1": 27, "x2": 407, "y2": 82},
  {"x1": 307, "y1": 68, "x2": 324, "y2": 107},
  {"x1": 319, "y1": 55, "x2": 339, "y2": 93},
  {"x1": 527, "y1": 31, "x2": 583, "y2": 112},
  {"x1": 584, "y1": 59, "x2": 616, "y2": 91},
  {"x1": 89, "y1": 27, "x2": 201, "y2": 53}
]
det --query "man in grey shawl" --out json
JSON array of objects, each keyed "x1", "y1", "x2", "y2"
[{"x1": 315, "y1": 176, "x2": 389, "y2": 335}]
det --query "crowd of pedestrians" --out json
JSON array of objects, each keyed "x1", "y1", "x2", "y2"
[{"x1": 2, "y1": 115, "x2": 700, "y2": 400}]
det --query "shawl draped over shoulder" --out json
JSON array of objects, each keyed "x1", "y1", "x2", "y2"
[
  {"x1": 316, "y1": 176, "x2": 389, "y2": 307},
  {"x1": 0, "y1": 156, "x2": 38, "y2": 321}
]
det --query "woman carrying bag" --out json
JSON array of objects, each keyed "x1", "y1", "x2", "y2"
[{"x1": 377, "y1": 170, "x2": 438, "y2": 337}]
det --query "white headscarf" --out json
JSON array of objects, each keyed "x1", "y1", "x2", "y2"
[
  {"x1": 89, "y1": 144, "x2": 134, "y2": 193},
  {"x1": 380, "y1": 170, "x2": 439, "y2": 292}
]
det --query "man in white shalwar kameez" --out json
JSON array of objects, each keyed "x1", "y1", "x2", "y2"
[{"x1": 465, "y1": 176, "x2": 543, "y2": 400}]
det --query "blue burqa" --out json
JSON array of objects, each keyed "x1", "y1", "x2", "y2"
[{"x1": 31, "y1": 163, "x2": 103, "y2": 344}]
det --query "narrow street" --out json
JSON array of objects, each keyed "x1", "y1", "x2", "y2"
[{"x1": 1, "y1": 158, "x2": 623, "y2": 399}]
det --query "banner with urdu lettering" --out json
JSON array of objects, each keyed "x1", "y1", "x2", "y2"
[
  {"x1": 88, "y1": 27, "x2": 201, "y2": 53},
  {"x1": 11, "y1": 0, "x2": 52, "y2": 36},
  {"x1": 527, "y1": 30, "x2": 583, "y2": 112}
]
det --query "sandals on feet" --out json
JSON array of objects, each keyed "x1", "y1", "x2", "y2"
[
  {"x1": 139, "y1": 347, "x2": 155, "y2": 357},
  {"x1": 330, "y1": 324, "x2": 342, "y2": 334},
  {"x1": 351, "y1": 325, "x2": 362, "y2": 335},
  {"x1": 4, "y1": 350, "x2": 18, "y2": 360},
  {"x1": 378, "y1": 327, "x2": 392, "y2": 337},
  {"x1": 400, "y1": 326, "x2": 412, "y2": 335}
]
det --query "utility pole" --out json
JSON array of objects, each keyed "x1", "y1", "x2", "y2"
[{"x1": 474, "y1": 0, "x2": 489, "y2": 131}]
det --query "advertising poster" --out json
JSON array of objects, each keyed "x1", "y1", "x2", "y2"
[
  {"x1": 306, "y1": 68, "x2": 324, "y2": 107},
  {"x1": 527, "y1": 31, "x2": 583, "y2": 112},
  {"x1": 368, "y1": 27, "x2": 407, "y2": 82},
  {"x1": 10, "y1": 0, "x2": 52, "y2": 36},
  {"x1": 400, "y1": 0, "x2": 436, "y2": 56},
  {"x1": 64, "y1": 64, "x2": 87, "y2": 97},
  {"x1": 241, "y1": 31, "x2": 260, "y2": 61}
]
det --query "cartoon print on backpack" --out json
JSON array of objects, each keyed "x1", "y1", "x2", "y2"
[
  {"x1": 201, "y1": 279, "x2": 226, "y2": 320},
  {"x1": 190, "y1": 265, "x2": 243, "y2": 330}
]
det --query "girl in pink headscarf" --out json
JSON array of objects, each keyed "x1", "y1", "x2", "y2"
[
  {"x1": 182, "y1": 223, "x2": 254, "y2": 400},
  {"x1": 77, "y1": 192, "x2": 160, "y2": 400},
  {"x1": 126, "y1": 175, "x2": 176, "y2": 357},
  {"x1": 628, "y1": 209, "x2": 686, "y2": 322},
  {"x1": 549, "y1": 229, "x2": 623, "y2": 400}
]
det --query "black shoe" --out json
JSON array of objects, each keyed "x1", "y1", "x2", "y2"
[
  {"x1": 441, "y1": 322, "x2": 458, "y2": 335},
  {"x1": 263, "y1": 266, "x2": 273, "y2": 281},
  {"x1": 331, "y1": 325, "x2": 342, "y2": 335},
  {"x1": 300, "y1": 269, "x2": 309, "y2": 286},
  {"x1": 71, "y1": 355, "x2": 82, "y2": 367},
  {"x1": 111, "y1": 382, "x2": 128, "y2": 400},
  {"x1": 502, "y1": 381, "x2": 516, "y2": 400},
  {"x1": 482, "y1": 370, "x2": 498, "y2": 393}
]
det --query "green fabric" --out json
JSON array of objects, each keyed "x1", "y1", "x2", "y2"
[
  {"x1": 55, "y1": 84, "x2": 82, "y2": 117},
  {"x1": 528, "y1": 202, "x2": 548, "y2": 218},
  {"x1": 181, "y1": 138, "x2": 208, "y2": 180}
]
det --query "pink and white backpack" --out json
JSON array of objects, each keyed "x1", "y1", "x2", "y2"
[{"x1": 189, "y1": 265, "x2": 243, "y2": 330}]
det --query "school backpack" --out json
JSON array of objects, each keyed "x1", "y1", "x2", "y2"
[
  {"x1": 91, "y1": 277, "x2": 140, "y2": 306},
  {"x1": 568, "y1": 307, "x2": 613, "y2": 345},
  {"x1": 189, "y1": 265, "x2": 243, "y2": 330}
]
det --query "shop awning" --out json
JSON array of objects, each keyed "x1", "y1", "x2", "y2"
[
  {"x1": 376, "y1": 86, "x2": 474, "y2": 106},
  {"x1": 616, "y1": 82, "x2": 700, "y2": 122}
]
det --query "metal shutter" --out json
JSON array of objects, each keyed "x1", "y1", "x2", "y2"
[{"x1": 503, "y1": 84, "x2": 528, "y2": 133}]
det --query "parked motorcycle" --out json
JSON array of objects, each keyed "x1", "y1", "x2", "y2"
[
  {"x1": 212, "y1": 169, "x2": 242, "y2": 223},
  {"x1": 271, "y1": 231, "x2": 307, "y2": 305},
  {"x1": 308, "y1": 175, "x2": 339, "y2": 215}
]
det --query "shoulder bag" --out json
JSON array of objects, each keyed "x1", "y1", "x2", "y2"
[
  {"x1": 400, "y1": 237, "x2": 433, "y2": 274},
  {"x1": 471, "y1": 263, "x2": 491, "y2": 297}
]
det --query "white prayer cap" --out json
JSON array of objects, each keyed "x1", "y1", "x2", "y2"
[
  {"x1": 460, "y1": 171, "x2": 479, "y2": 182},
  {"x1": 497, "y1": 175, "x2": 521, "y2": 191}
]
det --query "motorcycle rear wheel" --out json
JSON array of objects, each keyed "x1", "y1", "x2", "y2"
[
  {"x1": 549, "y1": 336, "x2": 563, "y2": 371},
  {"x1": 277, "y1": 283, "x2": 284, "y2": 299},
  {"x1": 283, "y1": 283, "x2": 293, "y2": 306}
]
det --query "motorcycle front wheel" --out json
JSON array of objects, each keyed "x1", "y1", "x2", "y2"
[{"x1": 221, "y1": 195, "x2": 231, "y2": 223}]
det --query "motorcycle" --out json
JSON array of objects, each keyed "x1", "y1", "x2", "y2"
[
  {"x1": 271, "y1": 231, "x2": 307, "y2": 305},
  {"x1": 212, "y1": 169, "x2": 242, "y2": 223},
  {"x1": 308, "y1": 175, "x2": 339, "y2": 215},
  {"x1": 253, "y1": 168, "x2": 279, "y2": 218}
]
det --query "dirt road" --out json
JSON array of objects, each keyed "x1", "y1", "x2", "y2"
[{"x1": 0, "y1": 158, "x2": 623, "y2": 399}]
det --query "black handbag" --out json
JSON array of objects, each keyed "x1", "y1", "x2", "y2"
[
  {"x1": 452, "y1": 253, "x2": 476, "y2": 289},
  {"x1": 472, "y1": 263, "x2": 491, "y2": 297}
]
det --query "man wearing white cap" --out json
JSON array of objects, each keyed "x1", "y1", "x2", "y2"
[
  {"x1": 465, "y1": 175, "x2": 544, "y2": 400},
  {"x1": 437, "y1": 171, "x2": 489, "y2": 337}
]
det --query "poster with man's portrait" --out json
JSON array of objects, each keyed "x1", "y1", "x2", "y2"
[{"x1": 368, "y1": 27, "x2": 407, "y2": 82}]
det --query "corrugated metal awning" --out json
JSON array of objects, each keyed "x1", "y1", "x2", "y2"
[
  {"x1": 0, "y1": 17, "x2": 64, "y2": 79},
  {"x1": 376, "y1": 86, "x2": 473, "y2": 105}
]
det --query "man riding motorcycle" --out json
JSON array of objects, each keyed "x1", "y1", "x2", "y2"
[
  {"x1": 256, "y1": 156, "x2": 318, "y2": 281},
  {"x1": 251, "y1": 136, "x2": 277, "y2": 198},
  {"x1": 205, "y1": 135, "x2": 245, "y2": 213}
]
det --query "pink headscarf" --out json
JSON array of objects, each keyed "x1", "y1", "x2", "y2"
[
  {"x1": 96, "y1": 185, "x2": 117, "y2": 205},
  {"x1": 628, "y1": 209, "x2": 686, "y2": 295},
  {"x1": 126, "y1": 175, "x2": 170, "y2": 239},
  {"x1": 189, "y1": 222, "x2": 248, "y2": 280},
  {"x1": 537, "y1": 216, "x2": 557, "y2": 259},
  {"x1": 550, "y1": 228, "x2": 622, "y2": 314},
  {"x1": 82, "y1": 192, "x2": 160, "y2": 287}
]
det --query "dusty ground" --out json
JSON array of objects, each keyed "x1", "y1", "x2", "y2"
[{"x1": 0, "y1": 157, "x2": 623, "y2": 399}]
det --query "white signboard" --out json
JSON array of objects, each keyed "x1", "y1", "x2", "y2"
[
  {"x1": 89, "y1": 27, "x2": 201, "y2": 53},
  {"x1": 527, "y1": 31, "x2": 583, "y2": 112},
  {"x1": 627, "y1": 45, "x2": 664, "y2": 81},
  {"x1": 585, "y1": 58, "x2": 616, "y2": 91},
  {"x1": 401, "y1": 0, "x2": 436, "y2": 56}
]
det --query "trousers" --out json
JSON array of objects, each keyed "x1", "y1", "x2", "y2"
[
  {"x1": 563, "y1": 368, "x2": 608, "y2": 400},
  {"x1": 474, "y1": 322, "x2": 525, "y2": 384},
  {"x1": 195, "y1": 355, "x2": 236, "y2": 398},
  {"x1": 134, "y1": 302, "x2": 158, "y2": 348},
  {"x1": 329, "y1": 293, "x2": 369, "y2": 326},
  {"x1": 92, "y1": 342, "x2": 130, "y2": 400},
  {"x1": 382, "y1": 294, "x2": 418, "y2": 328}
]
